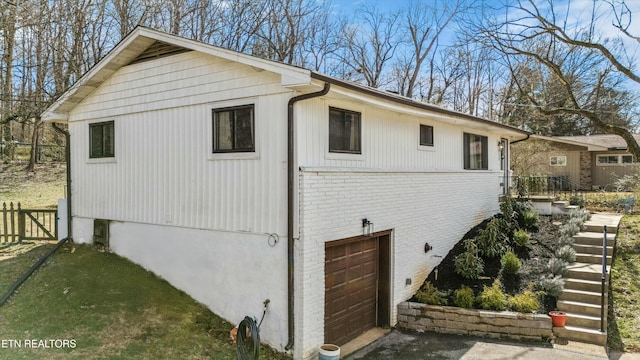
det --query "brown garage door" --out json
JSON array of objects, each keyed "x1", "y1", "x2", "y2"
[{"x1": 324, "y1": 236, "x2": 379, "y2": 346}]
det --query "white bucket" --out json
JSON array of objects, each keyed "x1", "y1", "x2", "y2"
[{"x1": 318, "y1": 344, "x2": 340, "y2": 360}]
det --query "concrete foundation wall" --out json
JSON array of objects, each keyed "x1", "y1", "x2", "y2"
[{"x1": 71, "y1": 216, "x2": 289, "y2": 351}]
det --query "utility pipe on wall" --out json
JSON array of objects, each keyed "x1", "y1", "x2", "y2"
[{"x1": 285, "y1": 82, "x2": 330, "y2": 351}]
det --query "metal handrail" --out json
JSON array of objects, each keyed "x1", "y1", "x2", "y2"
[
  {"x1": 511, "y1": 175, "x2": 582, "y2": 199},
  {"x1": 601, "y1": 225, "x2": 607, "y2": 333}
]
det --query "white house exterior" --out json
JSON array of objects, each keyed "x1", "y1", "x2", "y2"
[{"x1": 42, "y1": 27, "x2": 528, "y2": 359}]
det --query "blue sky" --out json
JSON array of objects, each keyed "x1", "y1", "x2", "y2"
[{"x1": 328, "y1": 0, "x2": 640, "y2": 56}]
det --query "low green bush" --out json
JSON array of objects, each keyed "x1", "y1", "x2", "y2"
[
  {"x1": 508, "y1": 290, "x2": 541, "y2": 313},
  {"x1": 476, "y1": 218, "x2": 507, "y2": 258},
  {"x1": 558, "y1": 234, "x2": 574, "y2": 247},
  {"x1": 548, "y1": 257, "x2": 568, "y2": 276},
  {"x1": 513, "y1": 229, "x2": 530, "y2": 247},
  {"x1": 560, "y1": 222, "x2": 581, "y2": 238},
  {"x1": 501, "y1": 251, "x2": 521, "y2": 275},
  {"x1": 415, "y1": 281, "x2": 449, "y2": 305},
  {"x1": 536, "y1": 275, "x2": 565, "y2": 298},
  {"x1": 454, "y1": 239, "x2": 485, "y2": 280},
  {"x1": 522, "y1": 209, "x2": 539, "y2": 230},
  {"x1": 476, "y1": 279, "x2": 507, "y2": 311},
  {"x1": 569, "y1": 195, "x2": 585, "y2": 208},
  {"x1": 555, "y1": 245, "x2": 577, "y2": 263},
  {"x1": 453, "y1": 286, "x2": 474, "y2": 309}
]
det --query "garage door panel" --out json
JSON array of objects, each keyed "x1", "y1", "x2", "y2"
[{"x1": 325, "y1": 236, "x2": 379, "y2": 346}]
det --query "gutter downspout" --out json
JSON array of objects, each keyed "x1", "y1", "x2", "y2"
[
  {"x1": 510, "y1": 133, "x2": 530, "y2": 144},
  {"x1": 52, "y1": 123, "x2": 72, "y2": 239},
  {"x1": 285, "y1": 82, "x2": 330, "y2": 351}
]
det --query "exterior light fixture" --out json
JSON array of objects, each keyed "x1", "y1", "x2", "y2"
[{"x1": 362, "y1": 218, "x2": 373, "y2": 237}]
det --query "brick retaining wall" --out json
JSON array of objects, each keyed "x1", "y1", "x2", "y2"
[{"x1": 397, "y1": 302, "x2": 553, "y2": 342}]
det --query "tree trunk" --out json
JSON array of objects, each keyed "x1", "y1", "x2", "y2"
[{"x1": 26, "y1": 119, "x2": 40, "y2": 171}]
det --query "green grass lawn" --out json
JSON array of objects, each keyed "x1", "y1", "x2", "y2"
[
  {"x1": 0, "y1": 244, "x2": 290, "y2": 359},
  {"x1": 608, "y1": 215, "x2": 640, "y2": 352}
]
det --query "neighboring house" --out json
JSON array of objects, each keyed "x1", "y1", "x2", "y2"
[
  {"x1": 512, "y1": 134, "x2": 640, "y2": 191},
  {"x1": 42, "y1": 27, "x2": 528, "y2": 359}
]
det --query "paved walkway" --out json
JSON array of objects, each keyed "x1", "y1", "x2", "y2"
[{"x1": 346, "y1": 329, "x2": 640, "y2": 360}]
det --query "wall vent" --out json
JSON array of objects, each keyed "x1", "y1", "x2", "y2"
[{"x1": 93, "y1": 219, "x2": 110, "y2": 248}]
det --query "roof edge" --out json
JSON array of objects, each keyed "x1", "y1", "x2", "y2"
[
  {"x1": 310, "y1": 72, "x2": 529, "y2": 138},
  {"x1": 42, "y1": 26, "x2": 312, "y2": 121}
]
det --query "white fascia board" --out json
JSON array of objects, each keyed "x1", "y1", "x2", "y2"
[
  {"x1": 530, "y1": 134, "x2": 608, "y2": 151},
  {"x1": 41, "y1": 27, "x2": 312, "y2": 121},
  {"x1": 42, "y1": 112, "x2": 69, "y2": 122},
  {"x1": 41, "y1": 29, "x2": 153, "y2": 121},
  {"x1": 327, "y1": 86, "x2": 525, "y2": 139}
]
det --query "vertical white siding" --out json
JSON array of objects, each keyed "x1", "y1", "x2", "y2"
[
  {"x1": 295, "y1": 97, "x2": 504, "y2": 171},
  {"x1": 69, "y1": 51, "x2": 291, "y2": 234}
]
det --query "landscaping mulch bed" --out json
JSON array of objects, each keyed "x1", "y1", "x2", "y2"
[{"x1": 423, "y1": 214, "x2": 566, "y2": 313}]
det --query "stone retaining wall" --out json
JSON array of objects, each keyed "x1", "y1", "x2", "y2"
[{"x1": 398, "y1": 302, "x2": 553, "y2": 342}]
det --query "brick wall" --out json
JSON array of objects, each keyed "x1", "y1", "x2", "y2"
[
  {"x1": 579, "y1": 151, "x2": 592, "y2": 190},
  {"x1": 294, "y1": 169, "x2": 503, "y2": 359},
  {"x1": 398, "y1": 302, "x2": 553, "y2": 341}
]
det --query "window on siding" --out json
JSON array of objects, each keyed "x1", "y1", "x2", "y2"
[
  {"x1": 597, "y1": 154, "x2": 635, "y2": 165},
  {"x1": 212, "y1": 105, "x2": 255, "y2": 153},
  {"x1": 419, "y1": 124, "x2": 434, "y2": 147},
  {"x1": 550, "y1": 156, "x2": 567, "y2": 166},
  {"x1": 329, "y1": 107, "x2": 361, "y2": 154},
  {"x1": 463, "y1": 133, "x2": 488, "y2": 170},
  {"x1": 89, "y1": 121, "x2": 115, "y2": 158}
]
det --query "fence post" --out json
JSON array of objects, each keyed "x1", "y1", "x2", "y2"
[
  {"x1": 18, "y1": 203, "x2": 25, "y2": 244},
  {"x1": 2, "y1": 202, "x2": 7, "y2": 243},
  {"x1": 9, "y1": 202, "x2": 20, "y2": 243}
]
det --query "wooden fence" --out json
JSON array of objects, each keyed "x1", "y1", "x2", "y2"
[{"x1": 0, "y1": 202, "x2": 57, "y2": 245}]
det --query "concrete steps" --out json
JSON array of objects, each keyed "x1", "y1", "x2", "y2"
[
  {"x1": 564, "y1": 278, "x2": 603, "y2": 293},
  {"x1": 558, "y1": 288, "x2": 607, "y2": 305},
  {"x1": 552, "y1": 213, "x2": 622, "y2": 346},
  {"x1": 553, "y1": 325, "x2": 607, "y2": 346},
  {"x1": 557, "y1": 300, "x2": 602, "y2": 317}
]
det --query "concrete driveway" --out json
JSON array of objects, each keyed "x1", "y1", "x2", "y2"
[{"x1": 346, "y1": 330, "x2": 640, "y2": 360}]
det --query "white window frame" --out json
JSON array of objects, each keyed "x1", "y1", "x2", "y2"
[
  {"x1": 596, "y1": 154, "x2": 635, "y2": 166},
  {"x1": 549, "y1": 155, "x2": 567, "y2": 167}
]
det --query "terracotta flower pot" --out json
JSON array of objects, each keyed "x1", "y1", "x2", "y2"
[{"x1": 549, "y1": 311, "x2": 567, "y2": 327}]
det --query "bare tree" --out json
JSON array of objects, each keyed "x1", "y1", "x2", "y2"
[
  {"x1": 393, "y1": 0, "x2": 471, "y2": 98},
  {"x1": 1, "y1": 0, "x2": 18, "y2": 157},
  {"x1": 340, "y1": 4, "x2": 400, "y2": 88},
  {"x1": 476, "y1": 0, "x2": 640, "y2": 157}
]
